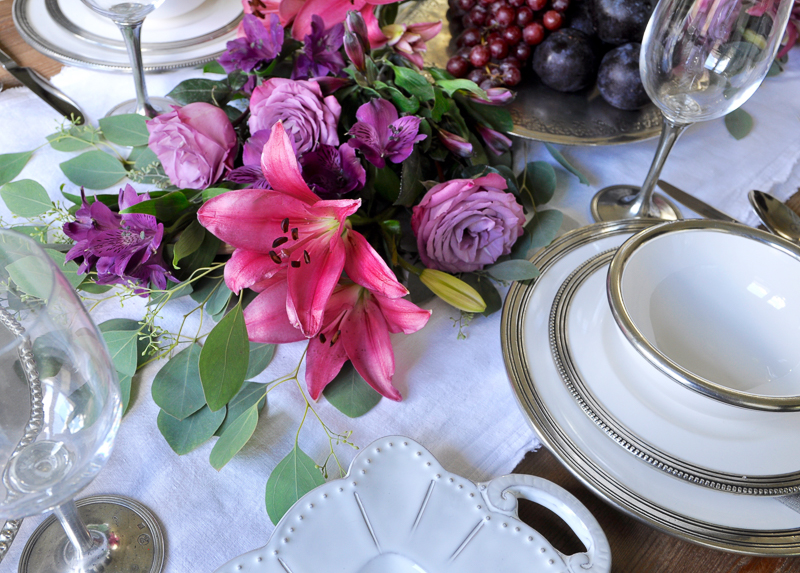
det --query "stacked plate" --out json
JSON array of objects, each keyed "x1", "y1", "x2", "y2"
[
  {"x1": 13, "y1": 0, "x2": 242, "y2": 71},
  {"x1": 502, "y1": 219, "x2": 800, "y2": 555}
]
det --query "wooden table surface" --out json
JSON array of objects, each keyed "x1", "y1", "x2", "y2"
[{"x1": 2, "y1": 2, "x2": 800, "y2": 571}]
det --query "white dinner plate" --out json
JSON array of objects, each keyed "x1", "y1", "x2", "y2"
[
  {"x1": 550, "y1": 249, "x2": 800, "y2": 493},
  {"x1": 13, "y1": 0, "x2": 242, "y2": 72},
  {"x1": 502, "y1": 220, "x2": 800, "y2": 555}
]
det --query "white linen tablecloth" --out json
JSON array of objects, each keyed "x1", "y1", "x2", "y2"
[{"x1": 1, "y1": 54, "x2": 800, "y2": 572}]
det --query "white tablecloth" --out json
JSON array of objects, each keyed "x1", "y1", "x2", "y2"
[{"x1": 1, "y1": 54, "x2": 800, "y2": 571}]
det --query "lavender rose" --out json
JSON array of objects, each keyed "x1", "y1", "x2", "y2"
[
  {"x1": 248, "y1": 77, "x2": 341, "y2": 156},
  {"x1": 411, "y1": 173, "x2": 525, "y2": 273},
  {"x1": 147, "y1": 102, "x2": 237, "y2": 190}
]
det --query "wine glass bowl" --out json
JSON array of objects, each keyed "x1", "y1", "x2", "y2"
[{"x1": 591, "y1": 0, "x2": 794, "y2": 221}]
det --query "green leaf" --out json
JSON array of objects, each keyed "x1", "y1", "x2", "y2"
[
  {"x1": 151, "y1": 343, "x2": 205, "y2": 421},
  {"x1": 1, "y1": 179, "x2": 51, "y2": 217},
  {"x1": 435, "y1": 79, "x2": 487, "y2": 100},
  {"x1": 98, "y1": 318, "x2": 148, "y2": 367},
  {"x1": 0, "y1": 151, "x2": 34, "y2": 185},
  {"x1": 461, "y1": 274, "x2": 502, "y2": 316},
  {"x1": 148, "y1": 279, "x2": 193, "y2": 307},
  {"x1": 246, "y1": 342, "x2": 276, "y2": 380},
  {"x1": 99, "y1": 114, "x2": 150, "y2": 147},
  {"x1": 11, "y1": 226, "x2": 46, "y2": 241},
  {"x1": 431, "y1": 88, "x2": 449, "y2": 122},
  {"x1": 128, "y1": 145, "x2": 159, "y2": 170},
  {"x1": 6, "y1": 255, "x2": 54, "y2": 300},
  {"x1": 215, "y1": 381, "x2": 267, "y2": 436},
  {"x1": 429, "y1": 67, "x2": 454, "y2": 81},
  {"x1": 524, "y1": 161, "x2": 557, "y2": 207},
  {"x1": 487, "y1": 259, "x2": 541, "y2": 281},
  {"x1": 202, "y1": 187, "x2": 232, "y2": 201},
  {"x1": 461, "y1": 100, "x2": 514, "y2": 133},
  {"x1": 78, "y1": 282, "x2": 113, "y2": 294},
  {"x1": 511, "y1": 209, "x2": 563, "y2": 260},
  {"x1": 544, "y1": 144, "x2": 589, "y2": 186},
  {"x1": 375, "y1": 81, "x2": 420, "y2": 114},
  {"x1": 373, "y1": 164, "x2": 401, "y2": 203},
  {"x1": 167, "y1": 79, "x2": 231, "y2": 106},
  {"x1": 46, "y1": 125, "x2": 100, "y2": 152},
  {"x1": 102, "y1": 330, "x2": 139, "y2": 377},
  {"x1": 209, "y1": 404, "x2": 259, "y2": 470},
  {"x1": 45, "y1": 249, "x2": 84, "y2": 289},
  {"x1": 767, "y1": 58, "x2": 784, "y2": 77},
  {"x1": 60, "y1": 150, "x2": 128, "y2": 189},
  {"x1": 174, "y1": 229, "x2": 220, "y2": 281},
  {"x1": 206, "y1": 280, "x2": 232, "y2": 316},
  {"x1": 157, "y1": 406, "x2": 226, "y2": 455},
  {"x1": 389, "y1": 63, "x2": 435, "y2": 101},
  {"x1": 118, "y1": 372, "x2": 132, "y2": 414},
  {"x1": 173, "y1": 220, "x2": 206, "y2": 268},
  {"x1": 203, "y1": 61, "x2": 226, "y2": 74},
  {"x1": 395, "y1": 148, "x2": 424, "y2": 207},
  {"x1": 119, "y1": 190, "x2": 190, "y2": 221},
  {"x1": 265, "y1": 445, "x2": 325, "y2": 524},
  {"x1": 322, "y1": 361, "x2": 381, "y2": 418},
  {"x1": 725, "y1": 108, "x2": 753, "y2": 140},
  {"x1": 199, "y1": 303, "x2": 249, "y2": 411}
]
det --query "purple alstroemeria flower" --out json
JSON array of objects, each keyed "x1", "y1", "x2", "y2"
[
  {"x1": 347, "y1": 99, "x2": 426, "y2": 168},
  {"x1": 469, "y1": 87, "x2": 516, "y2": 106},
  {"x1": 226, "y1": 129, "x2": 272, "y2": 188},
  {"x1": 300, "y1": 144, "x2": 366, "y2": 198},
  {"x1": 476, "y1": 124, "x2": 513, "y2": 156},
  {"x1": 292, "y1": 15, "x2": 346, "y2": 80},
  {"x1": 218, "y1": 13, "x2": 283, "y2": 73},
  {"x1": 63, "y1": 185, "x2": 174, "y2": 295},
  {"x1": 437, "y1": 128, "x2": 473, "y2": 157}
]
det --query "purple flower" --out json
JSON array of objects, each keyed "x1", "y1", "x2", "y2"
[
  {"x1": 347, "y1": 99, "x2": 426, "y2": 168},
  {"x1": 437, "y1": 128, "x2": 473, "y2": 157},
  {"x1": 300, "y1": 144, "x2": 366, "y2": 198},
  {"x1": 292, "y1": 15, "x2": 345, "y2": 80},
  {"x1": 219, "y1": 13, "x2": 283, "y2": 73},
  {"x1": 469, "y1": 87, "x2": 515, "y2": 106},
  {"x1": 249, "y1": 78, "x2": 341, "y2": 155},
  {"x1": 63, "y1": 186, "x2": 174, "y2": 294},
  {"x1": 344, "y1": 11, "x2": 369, "y2": 72},
  {"x1": 477, "y1": 124, "x2": 513, "y2": 156},
  {"x1": 226, "y1": 129, "x2": 272, "y2": 188},
  {"x1": 411, "y1": 173, "x2": 525, "y2": 273}
]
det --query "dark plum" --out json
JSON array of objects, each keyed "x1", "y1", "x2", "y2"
[
  {"x1": 591, "y1": 0, "x2": 655, "y2": 45},
  {"x1": 597, "y1": 42, "x2": 650, "y2": 109},
  {"x1": 532, "y1": 28, "x2": 598, "y2": 92}
]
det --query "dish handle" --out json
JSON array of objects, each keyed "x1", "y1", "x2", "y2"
[{"x1": 482, "y1": 474, "x2": 611, "y2": 573}]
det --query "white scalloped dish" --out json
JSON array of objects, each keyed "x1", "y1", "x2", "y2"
[{"x1": 213, "y1": 436, "x2": 611, "y2": 573}]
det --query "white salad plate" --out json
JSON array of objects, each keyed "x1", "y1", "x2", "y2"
[
  {"x1": 550, "y1": 249, "x2": 800, "y2": 494},
  {"x1": 502, "y1": 219, "x2": 800, "y2": 555},
  {"x1": 13, "y1": 0, "x2": 242, "y2": 72},
  {"x1": 212, "y1": 436, "x2": 612, "y2": 573}
]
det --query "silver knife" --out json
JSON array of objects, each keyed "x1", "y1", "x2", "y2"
[
  {"x1": 0, "y1": 46, "x2": 85, "y2": 124},
  {"x1": 657, "y1": 180, "x2": 742, "y2": 224}
]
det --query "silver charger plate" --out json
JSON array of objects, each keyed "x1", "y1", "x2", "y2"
[
  {"x1": 502, "y1": 219, "x2": 800, "y2": 555},
  {"x1": 399, "y1": 0, "x2": 662, "y2": 145},
  {"x1": 13, "y1": 0, "x2": 242, "y2": 72}
]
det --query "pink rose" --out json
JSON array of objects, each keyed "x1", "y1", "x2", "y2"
[
  {"x1": 248, "y1": 78, "x2": 341, "y2": 156},
  {"x1": 146, "y1": 103, "x2": 238, "y2": 190},
  {"x1": 411, "y1": 173, "x2": 525, "y2": 273}
]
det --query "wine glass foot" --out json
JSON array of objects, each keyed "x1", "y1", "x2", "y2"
[
  {"x1": 17, "y1": 495, "x2": 164, "y2": 573},
  {"x1": 104, "y1": 97, "x2": 175, "y2": 119},
  {"x1": 590, "y1": 184, "x2": 682, "y2": 222}
]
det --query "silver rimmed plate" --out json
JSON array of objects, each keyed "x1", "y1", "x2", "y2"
[
  {"x1": 502, "y1": 220, "x2": 800, "y2": 555},
  {"x1": 550, "y1": 249, "x2": 800, "y2": 495},
  {"x1": 13, "y1": 0, "x2": 242, "y2": 72}
]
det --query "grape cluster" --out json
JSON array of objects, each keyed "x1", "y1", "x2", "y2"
[{"x1": 446, "y1": 0, "x2": 569, "y2": 88}]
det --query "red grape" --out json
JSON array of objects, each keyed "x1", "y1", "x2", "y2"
[
  {"x1": 542, "y1": 10, "x2": 562, "y2": 30},
  {"x1": 467, "y1": 6, "x2": 487, "y2": 25},
  {"x1": 551, "y1": 0, "x2": 569, "y2": 10},
  {"x1": 488, "y1": 37, "x2": 509, "y2": 58},
  {"x1": 513, "y1": 41, "x2": 532, "y2": 60},
  {"x1": 502, "y1": 24, "x2": 523, "y2": 44},
  {"x1": 469, "y1": 44, "x2": 491, "y2": 67},
  {"x1": 485, "y1": 31, "x2": 503, "y2": 42},
  {"x1": 508, "y1": 0, "x2": 525, "y2": 6},
  {"x1": 447, "y1": 56, "x2": 471, "y2": 77},
  {"x1": 495, "y1": 5, "x2": 516, "y2": 26},
  {"x1": 526, "y1": 0, "x2": 547, "y2": 11},
  {"x1": 515, "y1": 6, "x2": 534, "y2": 26},
  {"x1": 467, "y1": 68, "x2": 489, "y2": 83},
  {"x1": 457, "y1": 0, "x2": 477, "y2": 9},
  {"x1": 522, "y1": 21, "x2": 545, "y2": 44},
  {"x1": 502, "y1": 66, "x2": 522, "y2": 86},
  {"x1": 478, "y1": 0, "x2": 494, "y2": 6},
  {"x1": 457, "y1": 27, "x2": 483, "y2": 46}
]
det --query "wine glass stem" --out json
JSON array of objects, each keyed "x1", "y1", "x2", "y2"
[
  {"x1": 53, "y1": 499, "x2": 109, "y2": 570},
  {"x1": 631, "y1": 116, "x2": 689, "y2": 217},
  {"x1": 116, "y1": 21, "x2": 158, "y2": 118}
]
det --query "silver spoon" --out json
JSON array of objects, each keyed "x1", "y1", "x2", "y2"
[{"x1": 748, "y1": 190, "x2": 800, "y2": 243}]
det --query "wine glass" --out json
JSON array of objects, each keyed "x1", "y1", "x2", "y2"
[
  {"x1": 79, "y1": 0, "x2": 174, "y2": 118},
  {"x1": 591, "y1": 0, "x2": 794, "y2": 221},
  {"x1": 0, "y1": 230, "x2": 164, "y2": 573}
]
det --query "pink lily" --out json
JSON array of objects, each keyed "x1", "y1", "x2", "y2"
[
  {"x1": 286, "y1": 0, "x2": 394, "y2": 45},
  {"x1": 378, "y1": 21, "x2": 442, "y2": 69},
  {"x1": 245, "y1": 280, "x2": 431, "y2": 401},
  {"x1": 198, "y1": 122, "x2": 407, "y2": 337}
]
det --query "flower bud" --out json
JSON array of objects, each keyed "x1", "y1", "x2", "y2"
[
  {"x1": 344, "y1": 31, "x2": 367, "y2": 72},
  {"x1": 476, "y1": 124, "x2": 513, "y2": 156},
  {"x1": 345, "y1": 10, "x2": 370, "y2": 53},
  {"x1": 469, "y1": 87, "x2": 516, "y2": 106},
  {"x1": 420, "y1": 269, "x2": 486, "y2": 313},
  {"x1": 437, "y1": 128, "x2": 473, "y2": 157}
]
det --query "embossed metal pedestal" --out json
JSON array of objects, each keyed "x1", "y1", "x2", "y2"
[{"x1": 18, "y1": 495, "x2": 164, "y2": 573}]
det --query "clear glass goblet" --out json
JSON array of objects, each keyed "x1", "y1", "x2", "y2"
[
  {"x1": 0, "y1": 231, "x2": 163, "y2": 573},
  {"x1": 591, "y1": 0, "x2": 794, "y2": 221},
  {"x1": 79, "y1": 0, "x2": 174, "y2": 118}
]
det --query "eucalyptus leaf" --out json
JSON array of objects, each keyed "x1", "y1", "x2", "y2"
[
  {"x1": 6, "y1": 255, "x2": 54, "y2": 300},
  {"x1": 206, "y1": 280, "x2": 233, "y2": 316},
  {"x1": 1, "y1": 180, "x2": 52, "y2": 217},
  {"x1": 167, "y1": 79, "x2": 231, "y2": 106},
  {"x1": 544, "y1": 144, "x2": 589, "y2": 186},
  {"x1": 265, "y1": 445, "x2": 325, "y2": 525},
  {"x1": 46, "y1": 125, "x2": 100, "y2": 152},
  {"x1": 0, "y1": 151, "x2": 34, "y2": 185},
  {"x1": 99, "y1": 114, "x2": 150, "y2": 147},
  {"x1": 174, "y1": 229, "x2": 220, "y2": 281},
  {"x1": 129, "y1": 146, "x2": 159, "y2": 170},
  {"x1": 173, "y1": 220, "x2": 206, "y2": 268},
  {"x1": 151, "y1": 343, "x2": 205, "y2": 421},
  {"x1": 461, "y1": 274, "x2": 502, "y2": 317},
  {"x1": 725, "y1": 108, "x2": 753, "y2": 140},
  {"x1": 215, "y1": 381, "x2": 267, "y2": 436},
  {"x1": 389, "y1": 64, "x2": 434, "y2": 101},
  {"x1": 245, "y1": 343, "x2": 276, "y2": 380},
  {"x1": 487, "y1": 259, "x2": 541, "y2": 281},
  {"x1": 45, "y1": 249, "x2": 84, "y2": 289},
  {"x1": 157, "y1": 406, "x2": 226, "y2": 455},
  {"x1": 60, "y1": 150, "x2": 128, "y2": 189},
  {"x1": 511, "y1": 209, "x2": 563, "y2": 260},
  {"x1": 11, "y1": 226, "x2": 46, "y2": 241},
  {"x1": 524, "y1": 161, "x2": 557, "y2": 206},
  {"x1": 118, "y1": 372, "x2": 132, "y2": 414},
  {"x1": 209, "y1": 405, "x2": 259, "y2": 470},
  {"x1": 199, "y1": 303, "x2": 249, "y2": 411},
  {"x1": 322, "y1": 361, "x2": 381, "y2": 418},
  {"x1": 102, "y1": 330, "x2": 139, "y2": 377},
  {"x1": 120, "y1": 190, "x2": 190, "y2": 222}
]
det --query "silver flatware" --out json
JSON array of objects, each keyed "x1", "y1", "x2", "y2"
[
  {"x1": 749, "y1": 190, "x2": 800, "y2": 243},
  {"x1": 657, "y1": 180, "x2": 742, "y2": 223},
  {"x1": 0, "y1": 46, "x2": 84, "y2": 124}
]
